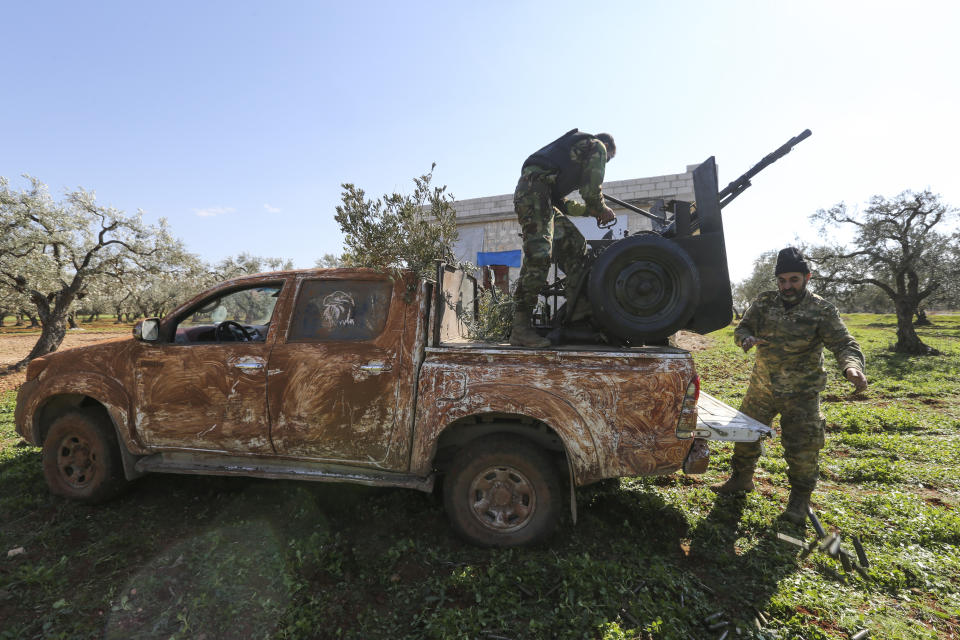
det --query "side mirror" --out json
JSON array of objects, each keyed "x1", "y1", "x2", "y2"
[{"x1": 133, "y1": 318, "x2": 161, "y2": 342}]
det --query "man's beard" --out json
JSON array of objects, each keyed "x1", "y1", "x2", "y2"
[{"x1": 779, "y1": 282, "x2": 807, "y2": 303}]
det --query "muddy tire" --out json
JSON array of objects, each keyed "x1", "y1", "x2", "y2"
[
  {"x1": 443, "y1": 435, "x2": 561, "y2": 547},
  {"x1": 588, "y1": 234, "x2": 700, "y2": 342},
  {"x1": 42, "y1": 410, "x2": 126, "y2": 503}
]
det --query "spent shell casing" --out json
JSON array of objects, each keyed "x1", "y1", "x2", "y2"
[
  {"x1": 852, "y1": 535, "x2": 870, "y2": 568},
  {"x1": 851, "y1": 629, "x2": 870, "y2": 640},
  {"x1": 828, "y1": 535, "x2": 842, "y2": 558},
  {"x1": 776, "y1": 532, "x2": 806, "y2": 548},
  {"x1": 718, "y1": 630, "x2": 729, "y2": 640},
  {"x1": 807, "y1": 506, "x2": 827, "y2": 539},
  {"x1": 839, "y1": 548, "x2": 853, "y2": 572},
  {"x1": 704, "y1": 611, "x2": 724, "y2": 623},
  {"x1": 818, "y1": 532, "x2": 839, "y2": 553}
]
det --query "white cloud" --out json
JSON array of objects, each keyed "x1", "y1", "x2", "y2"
[
  {"x1": 264, "y1": 204, "x2": 281, "y2": 213},
  {"x1": 194, "y1": 206, "x2": 236, "y2": 218}
]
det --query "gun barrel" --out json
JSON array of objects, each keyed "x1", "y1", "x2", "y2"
[
  {"x1": 718, "y1": 129, "x2": 812, "y2": 209},
  {"x1": 603, "y1": 193, "x2": 666, "y2": 224}
]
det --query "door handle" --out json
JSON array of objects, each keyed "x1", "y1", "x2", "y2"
[{"x1": 359, "y1": 363, "x2": 393, "y2": 373}]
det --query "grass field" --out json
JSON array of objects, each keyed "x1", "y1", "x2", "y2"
[{"x1": 1, "y1": 314, "x2": 958, "y2": 639}]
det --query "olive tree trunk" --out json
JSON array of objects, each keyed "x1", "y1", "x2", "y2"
[
  {"x1": 894, "y1": 298, "x2": 938, "y2": 355},
  {"x1": 11, "y1": 286, "x2": 81, "y2": 370}
]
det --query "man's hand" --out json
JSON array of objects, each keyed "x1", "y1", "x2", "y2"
[
  {"x1": 595, "y1": 205, "x2": 616, "y2": 226},
  {"x1": 845, "y1": 368, "x2": 868, "y2": 393},
  {"x1": 741, "y1": 336, "x2": 769, "y2": 352}
]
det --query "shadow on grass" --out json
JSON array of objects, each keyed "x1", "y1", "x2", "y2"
[
  {"x1": 688, "y1": 494, "x2": 801, "y2": 621},
  {"x1": 869, "y1": 349, "x2": 957, "y2": 379}
]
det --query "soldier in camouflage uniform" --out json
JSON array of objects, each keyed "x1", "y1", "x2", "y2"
[
  {"x1": 510, "y1": 129, "x2": 617, "y2": 347},
  {"x1": 714, "y1": 247, "x2": 868, "y2": 525}
]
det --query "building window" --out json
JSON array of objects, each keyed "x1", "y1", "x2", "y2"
[{"x1": 482, "y1": 265, "x2": 511, "y2": 293}]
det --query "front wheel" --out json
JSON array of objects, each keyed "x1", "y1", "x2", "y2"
[
  {"x1": 443, "y1": 435, "x2": 562, "y2": 547},
  {"x1": 42, "y1": 409, "x2": 127, "y2": 503}
]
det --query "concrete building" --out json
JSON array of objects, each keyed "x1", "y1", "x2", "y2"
[{"x1": 451, "y1": 165, "x2": 700, "y2": 291}]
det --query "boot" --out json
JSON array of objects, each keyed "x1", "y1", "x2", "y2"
[
  {"x1": 509, "y1": 311, "x2": 550, "y2": 348},
  {"x1": 711, "y1": 469, "x2": 755, "y2": 494},
  {"x1": 781, "y1": 489, "x2": 811, "y2": 526}
]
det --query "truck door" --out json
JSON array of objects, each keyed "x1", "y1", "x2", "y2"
[
  {"x1": 267, "y1": 276, "x2": 408, "y2": 469},
  {"x1": 133, "y1": 283, "x2": 284, "y2": 453}
]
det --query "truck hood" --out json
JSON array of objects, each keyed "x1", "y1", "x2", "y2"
[{"x1": 28, "y1": 336, "x2": 136, "y2": 383}]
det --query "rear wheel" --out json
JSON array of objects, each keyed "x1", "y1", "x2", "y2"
[
  {"x1": 588, "y1": 234, "x2": 700, "y2": 342},
  {"x1": 42, "y1": 409, "x2": 126, "y2": 503},
  {"x1": 443, "y1": 435, "x2": 561, "y2": 547}
]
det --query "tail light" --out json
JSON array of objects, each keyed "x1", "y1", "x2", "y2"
[{"x1": 675, "y1": 375, "x2": 700, "y2": 439}]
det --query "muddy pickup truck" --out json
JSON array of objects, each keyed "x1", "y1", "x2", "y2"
[{"x1": 15, "y1": 265, "x2": 765, "y2": 546}]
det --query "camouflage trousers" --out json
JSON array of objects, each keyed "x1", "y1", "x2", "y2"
[
  {"x1": 512, "y1": 174, "x2": 588, "y2": 314},
  {"x1": 731, "y1": 385, "x2": 826, "y2": 493}
]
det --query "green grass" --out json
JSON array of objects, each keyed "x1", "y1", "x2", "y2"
[{"x1": 1, "y1": 314, "x2": 959, "y2": 639}]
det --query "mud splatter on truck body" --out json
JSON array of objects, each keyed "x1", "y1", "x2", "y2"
[{"x1": 15, "y1": 266, "x2": 707, "y2": 546}]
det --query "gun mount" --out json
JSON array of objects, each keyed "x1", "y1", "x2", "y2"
[{"x1": 536, "y1": 129, "x2": 812, "y2": 345}]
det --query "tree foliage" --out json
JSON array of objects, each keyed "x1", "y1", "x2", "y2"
[
  {"x1": 808, "y1": 189, "x2": 959, "y2": 355},
  {"x1": 210, "y1": 252, "x2": 294, "y2": 281},
  {"x1": 733, "y1": 249, "x2": 778, "y2": 313},
  {"x1": 0, "y1": 175, "x2": 184, "y2": 367},
  {"x1": 315, "y1": 253, "x2": 346, "y2": 269},
  {"x1": 334, "y1": 165, "x2": 459, "y2": 281}
]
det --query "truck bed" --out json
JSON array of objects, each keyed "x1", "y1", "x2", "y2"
[{"x1": 436, "y1": 336, "x2": 690, "y2": 357}]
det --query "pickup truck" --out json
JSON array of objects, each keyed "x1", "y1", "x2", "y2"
[{"x1": 14, "y1": 265, "x2": 765, "y2": 546}]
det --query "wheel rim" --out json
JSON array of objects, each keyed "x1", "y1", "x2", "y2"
[
  {"x1": 612, "y1": 259, "x2": 681, "y2": 321},
  {"x1": 467, "y1": 465, "x2": 536, "y2": 532},
  {"x1": 56, "y1": 433, "x2": 99, "y2": 489}
]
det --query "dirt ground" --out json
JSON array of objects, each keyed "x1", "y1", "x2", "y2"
[
  {"x1": 0, "y1": 330, "x2": 130, "y2": 394},
  {"x1": 673, "y1": 330, "x2": 713, "y2": 352}
]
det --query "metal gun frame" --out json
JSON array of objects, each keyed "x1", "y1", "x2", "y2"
[{"x1": 538, "y1": 130, "x2": 812, "y2": 343}]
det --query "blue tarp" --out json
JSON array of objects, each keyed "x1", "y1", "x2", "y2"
[{"x1": 476, "y1": 250, "x2": 522, "y2": 267}]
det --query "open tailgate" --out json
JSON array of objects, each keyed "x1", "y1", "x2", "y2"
[{"x1": 695, "y1": 392, "x2": 772, "y2": 442}]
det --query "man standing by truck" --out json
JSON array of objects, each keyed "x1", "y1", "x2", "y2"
[
  {"x1": 714, "y1": 247, "x2": 868, "y2": 525},
  {"x1": 510, "y1": 129, "x2": 618, "y2": 348}
]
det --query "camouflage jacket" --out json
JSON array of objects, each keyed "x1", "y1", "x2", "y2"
[
  {"x1": 734, "y1": 290, "x2": 865, "y2": 395},
  {"x1": 522, "y1": 138, "x2": 607, "y2": 218}
]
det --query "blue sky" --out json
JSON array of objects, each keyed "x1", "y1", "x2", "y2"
[{"x1": 3, "y1": 0, "x2": 958, "y2": 282}]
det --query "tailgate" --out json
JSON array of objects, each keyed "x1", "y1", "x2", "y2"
[{"x1": 695, "y1": 392, "x2": 771, "y2": 442}]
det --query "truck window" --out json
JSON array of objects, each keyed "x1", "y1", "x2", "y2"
[
  {"x1": 174, "y1": 284, "x2": 282, "y2": 343},
  {"x1": 288, "y1": 280, "x2": 392, "y2": 342}
]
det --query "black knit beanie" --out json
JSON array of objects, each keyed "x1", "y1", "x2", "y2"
[{"x1": 774, "y1": 247, "x2": 809, "y2": 275}]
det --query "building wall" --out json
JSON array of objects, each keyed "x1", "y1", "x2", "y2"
[{"x1": 452, "y1": 165, "x2": 699, "y2": 287}]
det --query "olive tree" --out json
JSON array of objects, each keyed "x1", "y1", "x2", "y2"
[
  {"x1": 0, "y1": 176, "x2": 183, "y2": 368},
  {"x1": 732, "y1": 249, "x2": 778, "y2": 314},
  {"x1": 924, "y1": 236, "x2": 960, "y2": 313},
  {"x1": 808, "y1": 190, "x2": 959, "y2": 355},
  {"x1": 334, "y1": 165, "x2": 459, "y2": 281},
  {"x1": 315, "y1": 253, "x2": 345, "y2": 269},
  {"x1": 209, "y1": 253, "x2": 294, "y2": 282},
  {"x1": 0, "y1": 282, "x2": 33, "y2": 326}
]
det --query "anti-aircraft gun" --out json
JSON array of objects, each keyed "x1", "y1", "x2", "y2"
[{"x1": 536, "y1": 129, "x2": 812, "y2": 345}]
